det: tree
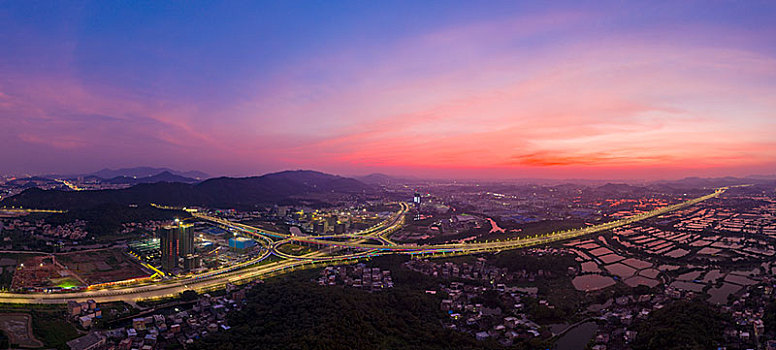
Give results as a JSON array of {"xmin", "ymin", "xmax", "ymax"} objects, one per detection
[
  {"xmin": 180, "ymin": 290, "xmax": 198, "ymax": 301},
  {"xmin": 632, "ymin": 300, "xmax": 724, "ymax": 350}
]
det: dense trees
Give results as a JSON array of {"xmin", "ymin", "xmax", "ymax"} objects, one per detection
[
  {"xmin": 765, "ymin": 300, "xmax": 776, "ymax": 336},
  {"xmin": 191, "ymin": 273, "xmax": 508, "ymax": 350},
  {"xmin": 632, "ymin": 300, "xmax": 725, "ymax": 350},
  {"xmin": 46, "ymin": 203, "xmax": 187, "ymax": 238},
  {"xmin": 488, "ymin": 250, "xmax": 576, "ymax": 275}
]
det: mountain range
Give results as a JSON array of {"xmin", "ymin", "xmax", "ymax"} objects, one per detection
[
  {"xmin": 2, "ymin": 170, "xmax": 375, "ymax": 209},
  {"xmin": 87, "ymin": 167, "xmax": 209, "ymax": 180},
  {"xmin": 102, "ymin": 171, "xmax": 200, "ymax": 185}
]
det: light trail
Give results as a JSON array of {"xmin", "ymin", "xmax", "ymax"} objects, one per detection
[{"xmin": 0, "ymin": 189, "xmax": 726, "ymax": 304}]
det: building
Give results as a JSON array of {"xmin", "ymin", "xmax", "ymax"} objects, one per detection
[
  {"xmin": 159, "ymin": 220, "xmax": 194, "ymax": 272},
  {"xmin": 66, "ymin": 332, "xmax": 106, "ymax": 350},
  {"xmin": 326, "ymin": 215, "xmax": 337, "ymax": 228},
  {"xmin": 68, "ymin": 300, "xmax": 82, "ymax": 316},
  {"xmin": 414, "ymin": 192, "xmax": 422, "ymax": 220},
  {"xmin": 314, "ymin": 221, "xmax": 326, "ymax": 234},
  {"xmin": 132, "ymin": 317, "xmax": 147, "ymax": 331},
  {"xmin": 183, "ymin": 254, "xmax": 201, "ymax": 271},
  {"xmin": 278, "ymin": 206, "xmax": 290, "ymax": 217},
  {"xmin": 228, "ymin": 237, "xmax": 256, "ymax": 251},
  {"xmin": 78, "ymin": 315, "xmax": 93, "ymax": 329}
]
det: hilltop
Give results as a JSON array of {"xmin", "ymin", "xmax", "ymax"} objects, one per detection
[{"xmin": 2, "ymin": 170, "xmax": 375, "ymax": 210}]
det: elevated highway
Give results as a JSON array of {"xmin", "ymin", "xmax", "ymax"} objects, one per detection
[{"xmin": 0, "ymin": 189, "xmax": 725, "ymax": 303}]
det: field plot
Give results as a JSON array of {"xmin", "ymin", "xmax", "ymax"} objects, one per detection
[
  {"xmin": 57, "ymin": 249, "xmax": 151, "ymax": 285},
  {"xmin": 0, "ymin": 313, "xmax": 44, "ymax": 348},
  {"xmin": 10, "ymin": 255, "xmax": 78, "ymax": 290}
]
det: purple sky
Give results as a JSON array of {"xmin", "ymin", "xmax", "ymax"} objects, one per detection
[{"xmin": 1, "ymin": 1, "xmax": 775, "ymax": 179}]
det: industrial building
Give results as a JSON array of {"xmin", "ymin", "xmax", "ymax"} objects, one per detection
[{"xmin": 228, "ymin": 236, "xmax": 257, "ymax": 251}]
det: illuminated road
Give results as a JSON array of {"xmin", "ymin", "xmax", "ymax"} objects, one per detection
[
  {"xmin": 0, "ymin": 189, "xmax": 725, "ymax": 304},
  {"xmin": 0, "ymin": 207, "xmax": 66, "ymax": 214},
  {"xmin": 259, "ymin": 188, "xmax": 725, "ymax": 260}
]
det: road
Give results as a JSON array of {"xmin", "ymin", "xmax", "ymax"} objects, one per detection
[{"xmin": 0, "ymin": 189, "xmax": 725, "ymax": 304}]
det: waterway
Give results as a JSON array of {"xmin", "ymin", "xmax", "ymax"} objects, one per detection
[
  {"xmin": 487, "ymin": 218, "xmax": 505, "ymax": 233},
  {"xmin": 555, "ymin": 321, "xmax": 598, "ymax": 350}
]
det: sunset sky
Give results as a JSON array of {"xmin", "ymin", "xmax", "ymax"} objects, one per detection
[{"xmin": 1, "ymin": 1, "xmax": 775, "ymax": 179}]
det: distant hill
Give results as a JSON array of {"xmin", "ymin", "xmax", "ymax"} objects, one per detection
[
  {"xmin": 2, "ymin": 170, "xmax": 375, "ymax": 209},
  {"xmin": 650, "ymin": 176, "xmax": 757, "ymax": 189},
  {"xmin": 104, "ymin": 171, "xmax": 200, "ymax": 185},
  {"xmin": 596, "ymin": 182, "xmax": 647, "ymax": 193},
  {"xmin": 89, "ymin": 167, "xmax": 209, "ymax": 180},
  {"xmin": 356, "ymin": 173, "xmax": 420, "ymax": 185},
  {"xmin": 746, "ymin": 174, "xmax": 776, "ymax": 180},
  {"xmin": 7, "ymin": 176, "xmax": 60, "ymax": 186}
]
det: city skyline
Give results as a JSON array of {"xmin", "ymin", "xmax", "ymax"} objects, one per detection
[{"xmin": 2, "ymin": 1, "xmax": 775, "ymax": 179}]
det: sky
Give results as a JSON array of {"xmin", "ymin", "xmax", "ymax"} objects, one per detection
[{"xmin": 1, "ymin": 1, "xmax": 775, "ymax": 180}]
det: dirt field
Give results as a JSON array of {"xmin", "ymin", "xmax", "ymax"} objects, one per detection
[
  {"xmin": 0, "ymin": 313, "xmax": 44, "ymax": 348},
  {"xmin": 10, "ymin": 255, "xmax": 70, "ymax": 290},
  {"xmin": 57, "ymin": 248, "xmax": 150, "ymax": 285}
]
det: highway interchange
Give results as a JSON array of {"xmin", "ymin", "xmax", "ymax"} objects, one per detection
[{"xmin": 0, "ymin": 188, "xmax": 727, "ymax": 304}]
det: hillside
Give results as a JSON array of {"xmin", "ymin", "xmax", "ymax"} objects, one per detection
[
  {"xmin": 90, "ymin": 167, "xmax": 209, "ymax": 179},
  {"xmin": 191, "ymin": 269, "xmax": 506, "ymax": 350},
  {"xmin": 103, "ymin": 171, "xmax": 200, "ymax": 185},
  {"xmin": 1, "ymin": 170, "xmax": 375, "ymax": 209}
]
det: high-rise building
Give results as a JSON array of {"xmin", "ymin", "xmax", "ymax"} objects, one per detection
[
  {"xmin": 179, "ymin": 224, "xmax": 194, "ymax": 258},
  {"xmin": 159, "ymin": 225, "xmax": 178, "ymax": 272},
  {"xmin": 326, "ymin": 215, "xmax": 337, "ymax": 228},
  {"xmin": 159, "ymin": 219, "xmax": 195, "ymax": 272},
  {"xmin": 413, "ymin": 192, "xmax": 422, "ymax": 220},
  {"xmin": 183, "ymin": 254, "xmax": 200, "ymax": 271},
  {"xmin": 314, "ymin": 221, "xmax": 326, "ymax": 234}
]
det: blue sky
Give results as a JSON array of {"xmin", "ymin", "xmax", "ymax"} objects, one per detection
[{"xmin": 1, "ymin": 1, "xmax": 775, "ymax": 179}]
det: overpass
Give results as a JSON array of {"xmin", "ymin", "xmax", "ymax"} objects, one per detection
[{"xmin": 0, "ymin": 189, "xmax": 725, "ymax": 303}]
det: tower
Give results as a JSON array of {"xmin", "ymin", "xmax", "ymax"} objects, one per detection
[
  {"xmin": 413, "ymin": 192, "xmax": 422, "ymax": 220},
  {"xmin": 160, "ymin": 219, "xmax": 195, "ymax": 272}
]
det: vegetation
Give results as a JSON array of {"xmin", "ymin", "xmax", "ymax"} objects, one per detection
[
  {"xmin": 488, "ymin": 250, "xmax": 576, "ymax": 275},
  {"xmin": 0, "ymin": 330, "xmax": 8, "ymax": 349},
  {"xmin": 46, "ymin": 203, "xmax": 188, "ymax": 238},
  {"xmin": 2, "ymin": 170, "xmax": 374, "ymax": 210},
  {"xmin": 0, "ymin": 268, "xmax": 14, "ymax": 291},
  {"xmin": 420, "ymin": 224, "xmax": 492, "ymax": 245},
  {"xmin": 191, "ymin": 271, "xmax": 509, "ymax": 350},
  {"xmin": 96, "ymin": 301, "xmax": 138, "ymax": 324},
  {"xmin": 0, "ymin": 228, "xmax": 54, "ymax": 252},
  {"xmin": 484, "ymin": 218, "xmax": 592, "ymax": 242},
  {"xmin": 277, "ymin": 243, "xmax": 316, "ymax": 256},
  {"xmin": 180, "ymin": 290, "xmax": 199, "ymax": 301},
  {"xmin": 31, "ymin": 309, "xmax": 80, "ymax": 350},
  {"xmin": 0, "ymin": 305, "xmax": 81, "ymax": 350},
  {"xmin": 765, "ymin": 300, "xmax": 776, "ymax": 337},
  {"xmin": 632, "ymin": 300, "xmax": 725, "ymax": 350}
]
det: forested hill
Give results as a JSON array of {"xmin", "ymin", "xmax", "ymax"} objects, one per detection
[
  {"xmin": 2, "ymin": 170, "xmax": 375, "ymax": 210},
  {"xmin": 191, "ymin": 272, "xmax": 509, "ymax": 350}
]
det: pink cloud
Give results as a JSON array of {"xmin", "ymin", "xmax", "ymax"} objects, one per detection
[
  {"xmin": 2, "ymin": 9, "xmax": 775, "ymax": 178},
  {"xmin": 232, "ymin": 22, "xmax": 776, "ymax": 177}
]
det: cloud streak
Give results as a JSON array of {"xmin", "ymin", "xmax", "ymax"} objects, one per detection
[{"xmin": 0, "ymin": 2, "xmax": 774, "ymax": 178}]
